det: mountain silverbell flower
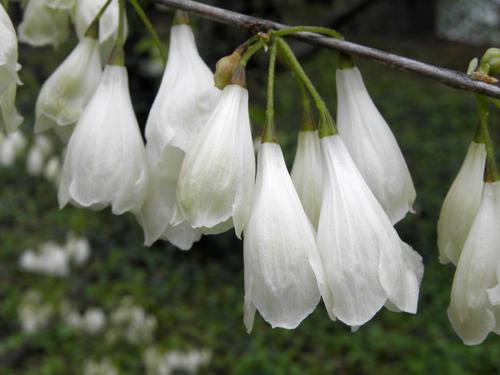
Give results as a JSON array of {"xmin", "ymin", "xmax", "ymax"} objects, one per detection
[
  {"xmin": 448, "ymin": 181, "xmax": 500, "ymax": 345},
  {"xmin": 58, "ymin": 64, "xmax": 148, "ymax": 215},
  {"xmin": 0, "ymin": 83, "xmax": 23, "ymax": 134},
  {"xmin": 291, "ymin": 92, "xmax": 322, "ymax": 230},
  {"xmin": 73, "ymin": 0, "xmax": 127, "ymax": 62},
  {"xmin": 18, "ymin": 0, "xmax": 70, "ymax": 48},
  {"xmin": 336, "ymin": 56, "xmax": 416, "ymax": 224},
  {"xmin": 34, "ymin": 36, "xmax": 102, "ymax": 142},
  {"xmin": 317, "ymin": 134, "xmax": 423, "ymax": 327},
  {"xmin": 176, "ymin": 67, "xmax": 255, "ymax": 237},
  {"xmin": 243, "ymin": 141, "xmax": 321, "ymax": 333},
  {"xmin": 437, "ymin": 141, "xmax": 486, "ymax": 265},
  {"xmin": 139, "ymin": 15, "xmax": 220, "ymax": 248},
  {"xmin": 0, "ymin": 3, "xmax": 20, "ymax": 98}
]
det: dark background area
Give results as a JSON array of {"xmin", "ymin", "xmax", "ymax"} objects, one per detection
[{"xmin": 1, "ymin": 0, "xmax": 500, "ymax": 374}]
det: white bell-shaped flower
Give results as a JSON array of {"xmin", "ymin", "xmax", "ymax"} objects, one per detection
[
  {"xmin": 448, "ymin": 181, "xmax": 500, "ymax": 345},
  {"xmin": 138, "ymin": 149, "xmax": 202, "ymax": 250},
  {"xmin": 291, "ymin": 130, "xmax": 322, "ymax": 230},
  {"xmin": 35, "ymin": 37, "xmax": 102, "ymax": 142},
  {"xmin": 58, "ymin": 65, "xmax": 148, "ymax": 215},
  {"xmin": 73, "ymin": 0, "xmax": 126, "ymax": 62},
  {"xmin": 438, "ymin": 141, "xmax": 486, "ymax": 265},
  {"xmin": 138, "ymin": 22, "xmax": 220, "ymax": 248},
  {"xmin": 145, "ymin": 23, "xmax": 220, "ymax": 166},
  {"xmin": 317, "ymin": 135, "xmax": 423, "ymax": 327},
  {"xmin": 18, "ymin": 0, "xmax": 70, "ymax": 48},
  {"xmin": 243, "ymin": 142, "xmax": 321, "ymax": 332},
  {"xmin": 176, "ymin": 80, "xmax": 255, "ymax": 237},
  {"xmin": 336, "ymin": 66, "xmax": 416, "ymax": 224},
  {"xmin": 0, "ymin": 3, "xmax": 20, "ymax": 97},
  {"xmin": 0, "ymin": 83, "xmax": 23, "ymax": 134}
]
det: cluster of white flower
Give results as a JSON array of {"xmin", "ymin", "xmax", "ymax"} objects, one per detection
[
  {"xmin": 3, "ymin": 0, "xmax": 500, "ymax": 346},
  {"xmin": 144, "ymin": 347, "xmax": 212, "ymax": 375},
  {"xmin": 2, "ymin": 1, "xmax": 425, "ymax": 333},
  {"xmin": 19, "ymin": 234, "xmax": 90, "ymax": 277},
  {"xmin": 18, "ymin": 289, "xmax": 54, "ymax": 333},
  {"xmin": 106, "ymin": 297, "xmax": 158, "ymax": 345},
  {"xmin": 0, "ymin": 130, "xmax": 26, "ymax": 166},
  {"xmin": 60, "ymin": 302, "xmax": 107, "ymax": 335}
]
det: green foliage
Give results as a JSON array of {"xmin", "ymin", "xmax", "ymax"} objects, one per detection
[{"xmin": 2, "ymin": 37, "xmax": 500, "ymax": 374}]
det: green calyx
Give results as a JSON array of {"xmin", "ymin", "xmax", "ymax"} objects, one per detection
[
  {"xmin": 318, "ymin": 106, "xmax": 336, "ymax": 138},
  {"xmin": 83, "ymin": 0, "xmax": 114, "ymax": 39},
  {"xmin": 173, "ymin": 10, "xmax": 189, "ymax": 25},
  {"xmin": 214, "ymin": 51, "xmax": 242, "ymax": 90},
  {"xmin": 476, "ymin": 95, "xmax": 499, "ymax": 182},
  {"xmin": 337, "ymin": 53, "xmax": 355, "ymax": 70},
  {"xmin": 230, "ymin": 66, "xmax": 246, "ymax": 88}
]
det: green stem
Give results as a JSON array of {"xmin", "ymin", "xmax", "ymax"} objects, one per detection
[
  {"xmin": 240, "ymin": 39, "xmax": 266, "ymax": 67},
  {"xmin": 262, "ymin": 40, "xmax": 278, "ymax": 143},
  {"xmin": 476, "ymin": 95, "xmax": 499, "ymax": 182},
  {"xmin": 109, "ymin": 0, "xmax": 126, "ymax": 66},
  {"xmin": 84, "ymin": 0, "xmax": 113, "ymax": 38},
  {"xmin": 2, "ymin": 0, "xmax": 9, "ymax": 10},
  {"xmin": 298, "ymin": 80, "xmax": 316, "ymax": 131},
  {"xmin": 274, "ymin": 26, "xmax": 343, "ymax": 40},
  {"xmin": 276, "ymin": 37, "xmax": 336, "ymax": 136},
  {"xmin": 129, "ymin": 0, "xmax": 167, "ymax": 65}
]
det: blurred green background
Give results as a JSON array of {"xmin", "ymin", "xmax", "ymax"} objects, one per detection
[{"xmin": 1, "ymin": 0, "xmax": 500, "ymax": 374}]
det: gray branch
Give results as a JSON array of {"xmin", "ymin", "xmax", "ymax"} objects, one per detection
[{"xmin": 154, "ymin": 0, "xmax": 500, "ymax": 99}]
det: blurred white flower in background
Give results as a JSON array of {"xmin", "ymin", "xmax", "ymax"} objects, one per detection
[
  {"xmin": 18, "ymin": 234, "xmax": 91, "ymax": 276},
  {"xmin": 144, "ymin": 347, "xmax": 212, "ymax": 375},
  {"xmin": 83, "ymin": 358, "xmax": 119, "ymax": 375},
  {"xmin": 18, "ymin": 290, "xmax": 54, "ymax": 333},
  {"xmin": 107, "ymin": 297, "xmax": 157, "ymax": 345},
  {"xmin": 0, "ymin": 130, "xmax": 27, "ymax": 167}
]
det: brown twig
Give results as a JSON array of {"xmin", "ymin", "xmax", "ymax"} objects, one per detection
[{"xmin": 154, "ymin": 0, "xmax": 500, "ymax": 99}]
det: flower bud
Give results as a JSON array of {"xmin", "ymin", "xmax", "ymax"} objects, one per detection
[
  {"xmin": 214, "ymin": 51, "xmax": 241, "ymax": 90},
  {"xmin": 481, "ymin": 47, "xmax": 500, "ymax": 75}
]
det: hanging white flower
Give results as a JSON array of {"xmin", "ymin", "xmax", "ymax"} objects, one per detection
[
  {"xmin": 438, "ymin": 141, "xmax": 486, "ymax": 265},
  {"xmin": 176, "ymin": 77, "xmax": 255, "ymax": 237},
  {"xmin": 0, "ymin": 84, "xmax": 23, "ymax": 133},
  {"xmin": 138, "ymin": 150, "xmax": 202, "ymax": 249},
  {"xmin": 448, "ymin": 181, "xmax": 500, "ymax": 345},
  {"xmin": 290, "ymin": 130, "xmax": 323, "ymax": 230},
  {"xmin": 58, "ymin": 65, "xmax": 148, "ymax": 215},
  {"xmin": 316, "ymin": 134, "xmax": 423, "ymax": 327},
  {"xmin": 138, "ymin": 22, "xmax": 219, "ymax": 248},
  {"xmin": 243, "ymin": 142, "xmax": 321, "ymax": 332},
  {"xmin": 73, "ymin": 0, "xmax": 127, "ymax": 62},
  {"xmin": 18, "ymin": 0, "xmax": 70, "ymax": 48},
  {"xmin": 35, "ymin": 37, "xmax": 102, "ymax": 142},
  {"xmin": 336, "ymin": 66, "xmax": 416, "ymax": 224},
  {"xmin": 0, "ymin": 3, "xmax": 20, "ymax": 98}
]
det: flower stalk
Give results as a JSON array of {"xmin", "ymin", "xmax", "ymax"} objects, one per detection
[
  {"xmin": 84, "ymin": 0, "xmax": 114, "ymax": 38},
  {"xmin": 262, "ymin": 40, "xmax": 277, "ymax": 143},
  {"xmin": 129, "ymin": 0, "xmax": 167, "ymax": 65},
  {"xmin": 476, "ymin": 95, "xmax": 499, "ymax": 182},
  {"xmin": 276, "ymin": 37, "xmax": 336, "ymax": 136}
]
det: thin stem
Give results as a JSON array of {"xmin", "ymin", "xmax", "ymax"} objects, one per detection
[
  {"xmin": 276, "ymin": 37, "xmax": 336, "ymax": 136},
  {"xmin": 262, "ymin": 40, "xmax": 278, "ymax": 143},
  {"xmin": 109, "ymin": 0, "xmax": 126, "ymax": 65},
  {"xmin": 274, "ymin": 26, "xmax": 343, "ymax": 40},
  {"xmin": 129, "ymin": 0, "xmax": 167, "ymax": 65},
  {"xmin": 240, "ymin": 39, "xmax": 266, "ymax": 67},
  {"xmin": 84, "ymin": 0, "xmax": 113, "ymax": 38},
  {"xmin": 297, "ymin": 80, "xmax": 315, "ymax": 131},
  {"xmin": 2, "ymin": 0, "xmax": 9, "ymax": 10},
  {"xmin": 476, "ymin": 95, "xmax": 499, "ymax": 182}
]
